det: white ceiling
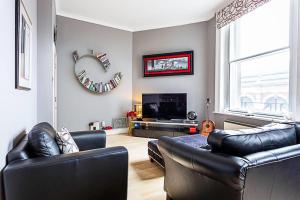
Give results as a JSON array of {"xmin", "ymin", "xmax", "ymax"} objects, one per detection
[{"xmin": 55, "ymin": 0, "xmax": 230, "ymax": 32}]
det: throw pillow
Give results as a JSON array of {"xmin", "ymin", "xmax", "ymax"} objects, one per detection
[{"xmin": 56, "ymin": 128, "xmax": 79, "ymax": 154}]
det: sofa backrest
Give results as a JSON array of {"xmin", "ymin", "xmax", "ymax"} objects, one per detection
[
  {"xmin": 31, "ymin": 122, "xmax": 57, "ymax": 138},
  {"xmin": 7, "ymin": 122, "xmax": 60, "ymax": 163},
  {"xmin": 208, "ymin": 123, "xmax": 297, "ymax": 157},
  {"xmin": 28, "ymin": 122, "xmax": 60, "ymax": 157}
]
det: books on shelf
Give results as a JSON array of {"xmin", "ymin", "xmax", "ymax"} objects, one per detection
[
  {"xmin": 75, "ymin": 69, "xmax": 123, "ymax": 94},
  {"xmin": 96, "ymin": 53, "xmax": 111, "ymax": 71}
]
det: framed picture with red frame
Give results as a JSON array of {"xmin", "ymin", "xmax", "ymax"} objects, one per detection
[{"xmin": 143, "ymin": 51, "xmax": 194, "ymax": 77}]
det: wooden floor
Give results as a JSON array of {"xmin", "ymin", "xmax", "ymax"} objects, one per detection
[{"xmin": 107, "ymin": 134, "xmax": 166, "ymax": 200}]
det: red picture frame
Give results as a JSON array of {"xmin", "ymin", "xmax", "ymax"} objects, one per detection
[{"xmin": 143, "ymin": 51, "xmax": 194, "ymax": 77}]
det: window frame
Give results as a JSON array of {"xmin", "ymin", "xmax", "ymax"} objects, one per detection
[
  {"xmin": 228, "ymin": 47, "xmax": 291, "ymax": 116},
  {"xmin": 216, "ymin": 0, "xmax": 298, "ymax": 120}
]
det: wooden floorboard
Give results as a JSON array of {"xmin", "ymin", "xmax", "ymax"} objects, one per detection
[{"xmin": 107, "ymin": 134, "xmax": 166, "ymax": 200}]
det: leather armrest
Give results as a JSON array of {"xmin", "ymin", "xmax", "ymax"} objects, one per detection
[
  {"xmin": 3, "ymin": 146, "xmax": 128, "ymax": 200},
  {"xmin": 244, "ymin": 144, "xmax": 300, "ymax": 167},
  {"xmin": 6, "ymin": 136, "xmax": 30, "ymax": 163},
  {"xmin": 70, "ymin": 130, "xmax": 106, "ymax": 150},
  {"xmin": 158, "ymin": 136, "xmax": 249, "ymax": 190},
  {"xmin": 241, "ymin": 144, "xmax": 300, "ymax": 200}
]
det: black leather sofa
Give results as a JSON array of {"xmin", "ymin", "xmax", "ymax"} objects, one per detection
[
  {"xmin": 3, "ymin": 122, "xmax": 128, "ymax": 200},
  {"xmin": 158, "ymin": 123, "xmax": 300, "ymax": 200}
]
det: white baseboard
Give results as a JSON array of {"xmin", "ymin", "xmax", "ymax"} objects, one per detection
[{"xmin": 105, "ymin": 128, "xmax": 129, "ymax": 135}]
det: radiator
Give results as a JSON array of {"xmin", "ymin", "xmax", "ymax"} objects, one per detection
[{"xmin": 224, "ymin": 120, "xmax": 257, "ymax": 130}]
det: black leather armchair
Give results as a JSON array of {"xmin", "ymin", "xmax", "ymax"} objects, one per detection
[
  {"xmin": 3, "ymin": 123, "xmax": 128, "ymax": 200},
  {"xmin": 159, "ymin": 123, "xmax": 300, "ymax": 200}
]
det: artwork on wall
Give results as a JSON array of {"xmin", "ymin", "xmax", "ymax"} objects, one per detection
[
  {"xmin": 143, "ymin": 51, "xmax": 194, "ymax": 77},
  {"xmin": 112, "ymin": 117, "xmax": 128, "ymax": 129},
  {"xmin": 15, "ymin": 0, "xmax": 32, "ymax": 90},
  {"xmin": 73, "ymin": 50, "xmax": 123, "ymax": 94}
]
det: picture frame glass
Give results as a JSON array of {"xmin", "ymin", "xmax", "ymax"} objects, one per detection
[
  {"xmin": 143, "ymin": 51, "xmax": 193, "ymax": 77},
  {"xmin": 147, "ymin": 56, "xmax": 189, "ymax": 72},
  {"xmin": 16, "ymin": 0, "xmax": 32, "ymax": 90}
]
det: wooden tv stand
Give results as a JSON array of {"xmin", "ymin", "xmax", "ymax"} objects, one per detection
[{"xmin": 130, "ymin": 120, "xmax": 199, "ymax": 139}]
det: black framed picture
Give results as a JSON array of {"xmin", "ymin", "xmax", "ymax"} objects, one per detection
[
  {"xmin": 15, "ymin": 0, "xmax": 32, "ymax": 90},
  {"xmin": 143, "ymin": 51, "xmax": 194, "ymax": 77}
]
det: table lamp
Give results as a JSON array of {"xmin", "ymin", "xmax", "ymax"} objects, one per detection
[{"xmin": 134, "ymin": 104, "xmax": 142, "ymax": 119}]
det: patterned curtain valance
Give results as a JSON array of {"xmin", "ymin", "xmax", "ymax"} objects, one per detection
[{"xmin": 216, "ymin": 0, "xmax": 271, "ymax": 29}]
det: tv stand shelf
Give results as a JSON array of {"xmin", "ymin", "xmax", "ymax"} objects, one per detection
[{"xmin": 130, "ymin": 120, "xmax": 199, "ymax": 139}]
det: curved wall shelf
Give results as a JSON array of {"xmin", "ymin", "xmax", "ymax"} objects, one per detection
[{"xmin": 73, "ymin": 50, "xmax": 122, "ymax": 94}]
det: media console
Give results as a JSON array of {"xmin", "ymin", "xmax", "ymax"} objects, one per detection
[{"xmin": 131, "ymin": 120, "xmax": 199, "ymax": 139}]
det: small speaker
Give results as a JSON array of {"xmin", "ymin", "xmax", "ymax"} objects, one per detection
[{"xmin": 187, "ymin": 111, "xmax": 197, "ymax": 121}]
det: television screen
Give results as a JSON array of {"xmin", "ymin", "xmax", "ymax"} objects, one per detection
[{"xmin": 142, "ymin": 93, "xmax": 187, "ymax": 120}]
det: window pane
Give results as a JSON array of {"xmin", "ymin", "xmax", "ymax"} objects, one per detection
[
  {"xmin": 230, "ymin": 0, "xmax": 290, "ymax": 61},
  {"xmin": 229, "ymin": 50, "xmax": 289, "ymax": 115}
]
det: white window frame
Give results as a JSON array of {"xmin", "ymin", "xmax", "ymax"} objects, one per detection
[{"xmin": 215, "ymin": 0, "xmax": 299, "ymax": 120}]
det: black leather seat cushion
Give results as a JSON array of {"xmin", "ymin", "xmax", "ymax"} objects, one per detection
[
  {"xmin": 208, "ymin": 123, "xmax": 297, "ymax": 156},
  {"xmin": 28, "ymin": 122, "xmax": 60, "ymax": 157}
]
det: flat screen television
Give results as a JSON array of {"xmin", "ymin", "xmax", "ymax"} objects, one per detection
[{"xmin": 142, "ymin": 93, "xmax": 187, "ymax": 120}]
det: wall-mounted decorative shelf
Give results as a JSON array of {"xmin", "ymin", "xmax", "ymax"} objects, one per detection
[{"xmin": 73, "ymin": 50, "xmax": 123, "ymax": 94}]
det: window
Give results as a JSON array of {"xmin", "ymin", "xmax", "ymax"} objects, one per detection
[
  {"xmin": 240, "ymin": 96, "xmax": 254, "ymax": 110},
  {"xmin": 264, "ymin": 96, "xmax": 288, "ymax": 113},
  {"xmin": 228, "ymin": 0, "xmax": 291, "ymax": 116}
]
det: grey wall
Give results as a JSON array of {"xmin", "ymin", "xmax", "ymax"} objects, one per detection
[
  {"xmin": 0, "ymin": 0, "xmax": 37, "ymax": 198},
  {"xmin": 56, "ymin": 16, "xmax": 133, "ymax": 131},
  {"xmin": 56, "ymin": 15, "xmax": 271, "ymax": 131},
  {"xmin": 37, "ymin": 0, "xmax": 56, "ymax": 125},
  {"xmin": 132, "ymin": 22, "xmax": 210, "ymax": 122}
]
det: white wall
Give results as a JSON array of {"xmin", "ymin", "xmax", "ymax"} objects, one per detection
[
  {"xmin": 132, "ymin": 22, "xmax": 210, "ymax": 122},
  {"xmin": 37, "ymin": 0, "xmax": 56, "ymax": 125},
  {"xmin": 56, "ymin": 16, "xmax": 133, "ymax": 131},
  {"xmin": 0, "ymin": 1, "xmax": 57, "ymax": 198},
  {"xmin": 0, "ymin": 0, "xmax": 37, "ymax": 171}
]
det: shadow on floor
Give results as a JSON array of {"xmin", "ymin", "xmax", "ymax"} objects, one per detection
[{"xmin": 131, "ymin": 160, "xmax": 164, "ymax": 180}]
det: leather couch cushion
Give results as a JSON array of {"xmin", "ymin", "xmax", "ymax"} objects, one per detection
[
  {"xmin": 295, "ymin": 123, "xmax": 300, "ymax": 143},
  {"xmin": 208, "ymin": 123, "xmax": 297, "ymax": 156},
  {"xmin": 28, "ymin": 122, "xmax": 60, "ymax": 157},
  {"xmin": 32, "ymin": 122, "xmax": 57, "ymax": 138}
]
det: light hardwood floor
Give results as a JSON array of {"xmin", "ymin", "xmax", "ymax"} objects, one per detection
[{"xmin": 107, "ymin": 134, "xmax": 166, "ymax": 200}]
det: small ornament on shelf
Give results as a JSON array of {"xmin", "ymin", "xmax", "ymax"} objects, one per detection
[
  {"xmin": 89, "ymin": 121, "xmax": 100, "ymax": 131},
  {"xmin": 103, "ymin": 126, "xmax": 113, "ymax": 130}
]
